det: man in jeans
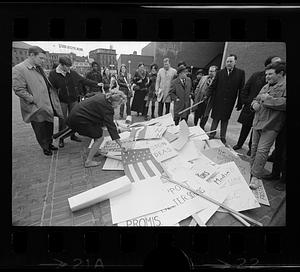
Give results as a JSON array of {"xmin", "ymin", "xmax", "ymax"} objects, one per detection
[
  {"xmin": 48, "ymin": 57, "xmax": 103, "ymax": 147},
  {"xmin": 155, "ymin": 58, "xmax": 177, "ymax": 116},
  {"xmin": 249, "ymin": 62, "xmax": 286, "ymax": 189}
]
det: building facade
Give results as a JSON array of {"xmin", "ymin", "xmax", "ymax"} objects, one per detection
[
  {"xmin": 141, "ymin": 42, "xmax": 224, "ymax": 77},
  {"xmin": 12, "ymin": 41, "xmax": 51, "ymax": 69},
  {"xmin": 117, "ymin": 53, "xmax": 154, "ymax": 76},
  {"xmin": 89, "ymin": 48, "xmax": 117, "ymax": 70}
]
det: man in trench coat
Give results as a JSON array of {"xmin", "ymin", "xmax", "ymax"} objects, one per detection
[
  {"xmin": 205, "ymin": 54, "xmax": 245, "ymax": 144},
  {"xmin": 169, "ymin": 64, "xmax": 192, "ymax": 125},
  {"xmin": 12, "ymin": 46, "xmax": 64, "ymax": 156}
]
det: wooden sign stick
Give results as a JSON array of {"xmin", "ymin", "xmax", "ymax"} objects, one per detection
[
  {"xmin": 161, "ymin": 166, "xmax": 263, "ymax": 227},
  {"xmin": 178, "ymin": 99, "xmax": 206, "ymax": 115}
]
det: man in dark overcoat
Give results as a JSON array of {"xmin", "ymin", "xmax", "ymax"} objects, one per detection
[
  {"xmin": 205, "ymin": 54, "xmax": 245, "ymax": 144},
  {"xmin": 169, "ymin": 64, "xmax": 192, "ymax": 125},
  {"xmin": 233, "ymin": 56, "xmax": 282, "ymax": 154}
]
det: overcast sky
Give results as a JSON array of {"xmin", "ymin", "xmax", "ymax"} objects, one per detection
[{"xmin": 27, "ymin": 41, "xmax": 151, "ymax": 58}]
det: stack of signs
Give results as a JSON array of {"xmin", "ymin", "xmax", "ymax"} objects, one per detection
[
  {"xmin": 130, "ymin": 125, "xmax": 167, "ymax": 140},
  {"xmin": 172, "ymin": 120, "xmax": 190, "ymax": 151}
]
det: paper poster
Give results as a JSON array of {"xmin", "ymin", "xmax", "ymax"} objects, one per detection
[
  {"xmin": 171, "ymin": 120, "xmax": 190, "ymax": 151},
  {"xmin": 207, "ymin": 162, "xmax": 260, "ymax": 212},
  {"xmin": 201, "ymin": 146, "xmax": 251, "ymax": 184},
  {"xmin": 110, "ymin": 176, "xmax": 174, "ymax": 224},
  {"xmin": 206, "ymin": 139, "xmax": 226, "ymax": 148},
  {"xmin": 189, "ymin": 126, "xmax": 209, "ymax": 140},
  {"xmin": 102, "ymin": 158, "xmax": 124, "ymax": 171},
  {"xmin": 135, "ymin": 125, "xmax": 167, "ymax": 140},
  {"xmin": 117, "ymin": 208, "xmax": 179, "ymax": 227},
  {"xmin": 146, "ymin": 138, "xmax": 178, "ymax": 162},
  {"xmin": 251, "ymin": 180, "xmax": 270, "ymax": 206},
  {"xmin": 163, "ymin": 131, "xmax": 178, "ymax": 143},
  {"xmin": 88, "ymin": 131, "xmax": 131, "ymax": 149},
  {"xmin": 146, "ymin": 113, "xmax": 175, "ymax": 127},
  {"xmin": 175, "ymin": 140, "xmax": 200, "ymax": 162}
]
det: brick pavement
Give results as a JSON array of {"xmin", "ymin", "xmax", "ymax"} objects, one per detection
[{"xmin": 12, "ymin": 93, "xmax": 285, "ymax": 226}]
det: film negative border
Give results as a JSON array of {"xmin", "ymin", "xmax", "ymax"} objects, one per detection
[{"xmin": 2, "ymin": 3, "xmax": 300, "ymax": 271}]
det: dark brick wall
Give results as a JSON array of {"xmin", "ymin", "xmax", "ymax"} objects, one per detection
[{"xmin": 223, "ymin": 42, "xmax": 286, "ymax": 81}]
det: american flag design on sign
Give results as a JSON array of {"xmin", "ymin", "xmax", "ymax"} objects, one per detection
[{"xmin": 122, "ymin": 148, "xmax": 164, "ymax": 183}]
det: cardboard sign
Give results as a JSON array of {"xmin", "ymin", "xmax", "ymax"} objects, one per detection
[
  {"xmin": 146, "ymin": 113, "xmax": 175, "ymax": 127},
  {"xmin": 163, "ymin": 130, "xmax": 178, "ymax": 143},
  {"xmin": 175, "ymin": 140, "xmax": 200, "ymax": 162},
  {"xmin": 171, "ymin": 120, "xmax": 190, "ymax": 151},
  {"xmin": 110, "ymin": 176, "xmax": 174, "ymax": 224},
  {"xmin": 117, "ymin": 208, "xmax": 179, "ymax": 227},
  {"xmin": 189, "ymin": 126, "xmax": 209, "ymax": 140},
  {"xmin": 102, "ymin": 158, "xmax": 124, "ymax": 171},
  {"xmin": 251, "ymin": 180, "xmax": 270, "ymax": 206},
  {"xmin": 201, "ymin": 146, "xmax": 251, "ymax": 184},
  {"xmin": 159, "ymin": 164, "xmax": 230, "ymax": 226},
  {"xmin": 208, "ymin": 162, "xmax": 260, "ymax": 212},
  {"xmin": 135, "ymin": 125, "xmax": 167, "ymax": 140},
  {"xmin": 88, "ymin": 131, "xmax": 131, "ymax": 149}
]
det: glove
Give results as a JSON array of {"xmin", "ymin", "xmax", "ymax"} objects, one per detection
[{"xmin": 236, "ymin": 104, "xmax": 243, "ymax": 111}]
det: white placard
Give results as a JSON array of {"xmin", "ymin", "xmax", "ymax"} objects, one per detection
[
  {"xmin": 102, "ymin": 158, "xmax": 124, "ymax": 171},
  {"xmin": 251, "ymin": 180, "xmax": 270, "ymax": 206},
  {"xmin": 110, "ymin": 176, "xmax": 174, "ymax": 224}
]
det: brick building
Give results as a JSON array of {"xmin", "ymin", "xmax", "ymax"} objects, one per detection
[
  {"xmin": 12, "ymin": 41, "xmax": 51, "ymax": 69},
  {"xmin": 141, "ymin": 42, "xmax": 224, "ymax": 77},
  {"xmin": 221, "ymin": 42, "xmax": 286, "ymax": 81},
  {"xmin": 89, "ymin": 47, "xmax": 117, "ymax": 70},
  {"xmin": 142, "ymin": 42, "xmax": 286, "ymax": 81},
  {"xmin": 117, "ymin": 52, "xmax": 154, "ymax": 76}
]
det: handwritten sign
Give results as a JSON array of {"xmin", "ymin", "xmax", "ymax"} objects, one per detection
[
  {"xmin": 209, "ymin": 162, "xmax": 260, "ymax": 212},
  {"xmin": 189, "ymin": 126, "xmax": 209, "ymax": 140},
  {"xmin": 135, "ymin": 125, "xmax": 167, "ymax": 140},
  {"xmin": 163, "ymin": 131, "xmax": 178, "ymax": 143},
  {"xmin": 110, "ymin": 176, "xmax": 174, "ymax": 224},
  {"xmin": 201, "ymin": 146, "xmax": 251, "ymax": 184},
  {"xmin": 117, "ymin": 208, "xmax": 180, "ymax": 227},
  {"xmin": 149, "ymin": 138, "xmax": 178, "ymax": 162},
  {"xmin": 251, "ymin": 180, "xmax": 270, "ymax": 206},
  {"xmin": 146, "ymin": 113, "xmax": 175, "ymax": 127}
]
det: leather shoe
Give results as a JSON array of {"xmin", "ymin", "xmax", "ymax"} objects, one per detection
[
  {"xmin": 70, "ymin": 135, "xmax": 82, "ymax": 142},
  {"xmin": 43, "ymin": 149, "xmax": 52, "ymax": 156},
  {"xmin": 49, "ymin": 144, "xmax": 58, "ymax": 151},
  {"xmin": 232, "ymin": 144, "xmax": 242, "ymax": 150},
  {"xmin": 59, "ymin": 139, "xmax": 64, "ymax": 148},
  {"xmin": 262, "ymin": 173, "xmax": 280, "ymax": 181},
  {"xmin": 220, "ymin": 138, "xmax": 226, "ymax": 145}
]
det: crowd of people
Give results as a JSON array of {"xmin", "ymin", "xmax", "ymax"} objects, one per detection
[{"xmin": 12, "ymin": 46, "xmax": 286, "ymax": 191}]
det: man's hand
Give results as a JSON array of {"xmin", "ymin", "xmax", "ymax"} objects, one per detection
[
  {"xmin": 260, "ymin": 93, "xmax": 270, "ymax": 101},
  {"xmin": 252, "ymin": 102, "xmax": 261, "ymax": 111}
]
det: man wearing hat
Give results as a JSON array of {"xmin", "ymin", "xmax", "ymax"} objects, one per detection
[
  {"xmin": 48, "ymin": 57, "xmax": 103, "ymax": 148},
  {"xmin": 169, "ymin": 64, "xmax": 192, "ymax": 125}
]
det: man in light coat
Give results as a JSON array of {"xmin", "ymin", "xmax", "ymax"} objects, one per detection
[
  {"xmin": 155, "ymin": 58, "xmax": 177, "ymax": 116},
  {"xmin": 193, "ymin": 65, "xmax": 218, "ymax": 128},
  {"xmin": 169, "ymin": 64, "xmax": 192, "ymax": 125},
  {"xmin": 12, "ymin": 46, "xmax": 63, "ymax": 156}
]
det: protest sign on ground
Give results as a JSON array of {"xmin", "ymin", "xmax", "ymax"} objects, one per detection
[
  {"xmin": 133, "ymin": 138, "xmax": 178, "ymax": 162},
  {"xmin": 110, "ymin": 176, "xmax": 174, "ymax": 224},
  {"xmin": 102, "ymin": 158, "xmax": 124, "ymax": 171},
  {"xmin": 172, "ymin": 120, "xmax": 190, "ymax": 151},
  {"xmin": 207, "ymin": 162, "xmax": 260, "ymax": 212},
  {"xmin": 251, "ymin": 180, "xmax": 270, "ymax": 206},
  {"xmin": 201, "ymin": 146, "xmax": 251, "ymax": 184}
]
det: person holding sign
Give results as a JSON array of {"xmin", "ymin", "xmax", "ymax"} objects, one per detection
[
  {"xmin": 169, "ymin": 64, "xmax": 192, "ymax": 125},
  {"xmin": 66, "ymin": 91, "xmax": 128, "ymax": 168}
]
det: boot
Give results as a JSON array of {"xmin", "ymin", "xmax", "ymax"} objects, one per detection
[
  {"xmin": 151, "ymin": 106, "xmax": 155, "ymax": 118},
  {"xmin": 143, "ymin": 106, "xmax": 149, "ymax": 120}
]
